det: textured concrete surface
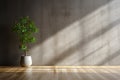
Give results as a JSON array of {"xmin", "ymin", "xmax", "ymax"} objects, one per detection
[{"xmin": 0, "ymin": 0, "xmax": 120, "ymax": 66}]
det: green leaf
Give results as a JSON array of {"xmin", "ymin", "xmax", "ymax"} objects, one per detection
[
  {"xmin": 19, "ymin": 44, "xmax": 27, "ymax": 51},
  {"xmin": 30, "ymin": 37, "xmax": 36, "ymax": 43},
  {"xmin": 12, "ymin": 16, "xmax": 39, "ymax": 51}
]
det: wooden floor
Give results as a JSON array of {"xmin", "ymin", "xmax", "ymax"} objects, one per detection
[{"xmin": 0, "ymin": 66, "xmax": 120, "ymax": 80}]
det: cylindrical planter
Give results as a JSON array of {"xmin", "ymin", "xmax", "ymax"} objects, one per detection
[{"xmin": 20, "ymin": 55, "xmax": 32, "ymax": 67}]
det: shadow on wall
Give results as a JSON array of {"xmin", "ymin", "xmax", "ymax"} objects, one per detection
[
  {"xmin": 0, "ymin": 25, "xmax": 21, "ymax": 66},
  {"xmin": 45, "ymin": 17, "xmax": 120, "ymax": 65},
  {"xmin": 0, "ymin": 0, "xmax": 112, "ymax": 66},
  {"xmin": 35, "ymin": 0, "xmax": 112, "ymax": 44},
  {"xmin": 29, "ymin": 0, "xmax": 113, "ymax": 65},
  {"xmin": 98, "ymin": 49, "xmax": 120, "ymax": 65}
]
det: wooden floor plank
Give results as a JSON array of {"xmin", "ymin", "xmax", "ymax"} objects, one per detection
[{"xmin": 0, "ymin": 66, "xmax": 120, "ymax": 80}]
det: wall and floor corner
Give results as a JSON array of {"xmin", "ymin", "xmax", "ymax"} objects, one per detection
[{"xmin": 0, "ymin": 0, "xmax": 120, "ymax": 66}]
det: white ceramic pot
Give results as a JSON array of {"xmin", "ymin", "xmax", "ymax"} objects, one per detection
[{"xmin": 20, "ymin": 55, "xmax": 32, "ymax": 67}]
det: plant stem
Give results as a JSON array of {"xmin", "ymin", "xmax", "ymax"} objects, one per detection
[
  {"xmin": 25, "ymin": 50, "xmax": 27, "ymax": 56},
  {"xmin": 25, "ymin": 44, "xmax": 28, "ymax": 56}
]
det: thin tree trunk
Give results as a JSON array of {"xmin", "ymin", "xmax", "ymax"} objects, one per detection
[{"xmin": 25, "ymin": 50, "xmax": 27, "ymax": 56}]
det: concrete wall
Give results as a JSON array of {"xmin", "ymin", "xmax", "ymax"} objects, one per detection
[{"xmin": 1, "ymin": 0, "xmax": 120, "ymax": 66}]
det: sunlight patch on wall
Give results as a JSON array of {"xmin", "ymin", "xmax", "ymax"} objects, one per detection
[{"xmin": 29, "ymin": 0, "xmax": 120, "ymax": 65}]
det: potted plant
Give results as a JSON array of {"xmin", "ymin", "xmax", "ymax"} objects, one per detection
[{"xmin": 12, "ymin": 16, "xmax": 38, "ymax": 67}]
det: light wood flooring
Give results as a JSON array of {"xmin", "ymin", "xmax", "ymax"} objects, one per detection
[{"xmin": 0, "ymin": 66, "xmax": 120, "ymax": 80}]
